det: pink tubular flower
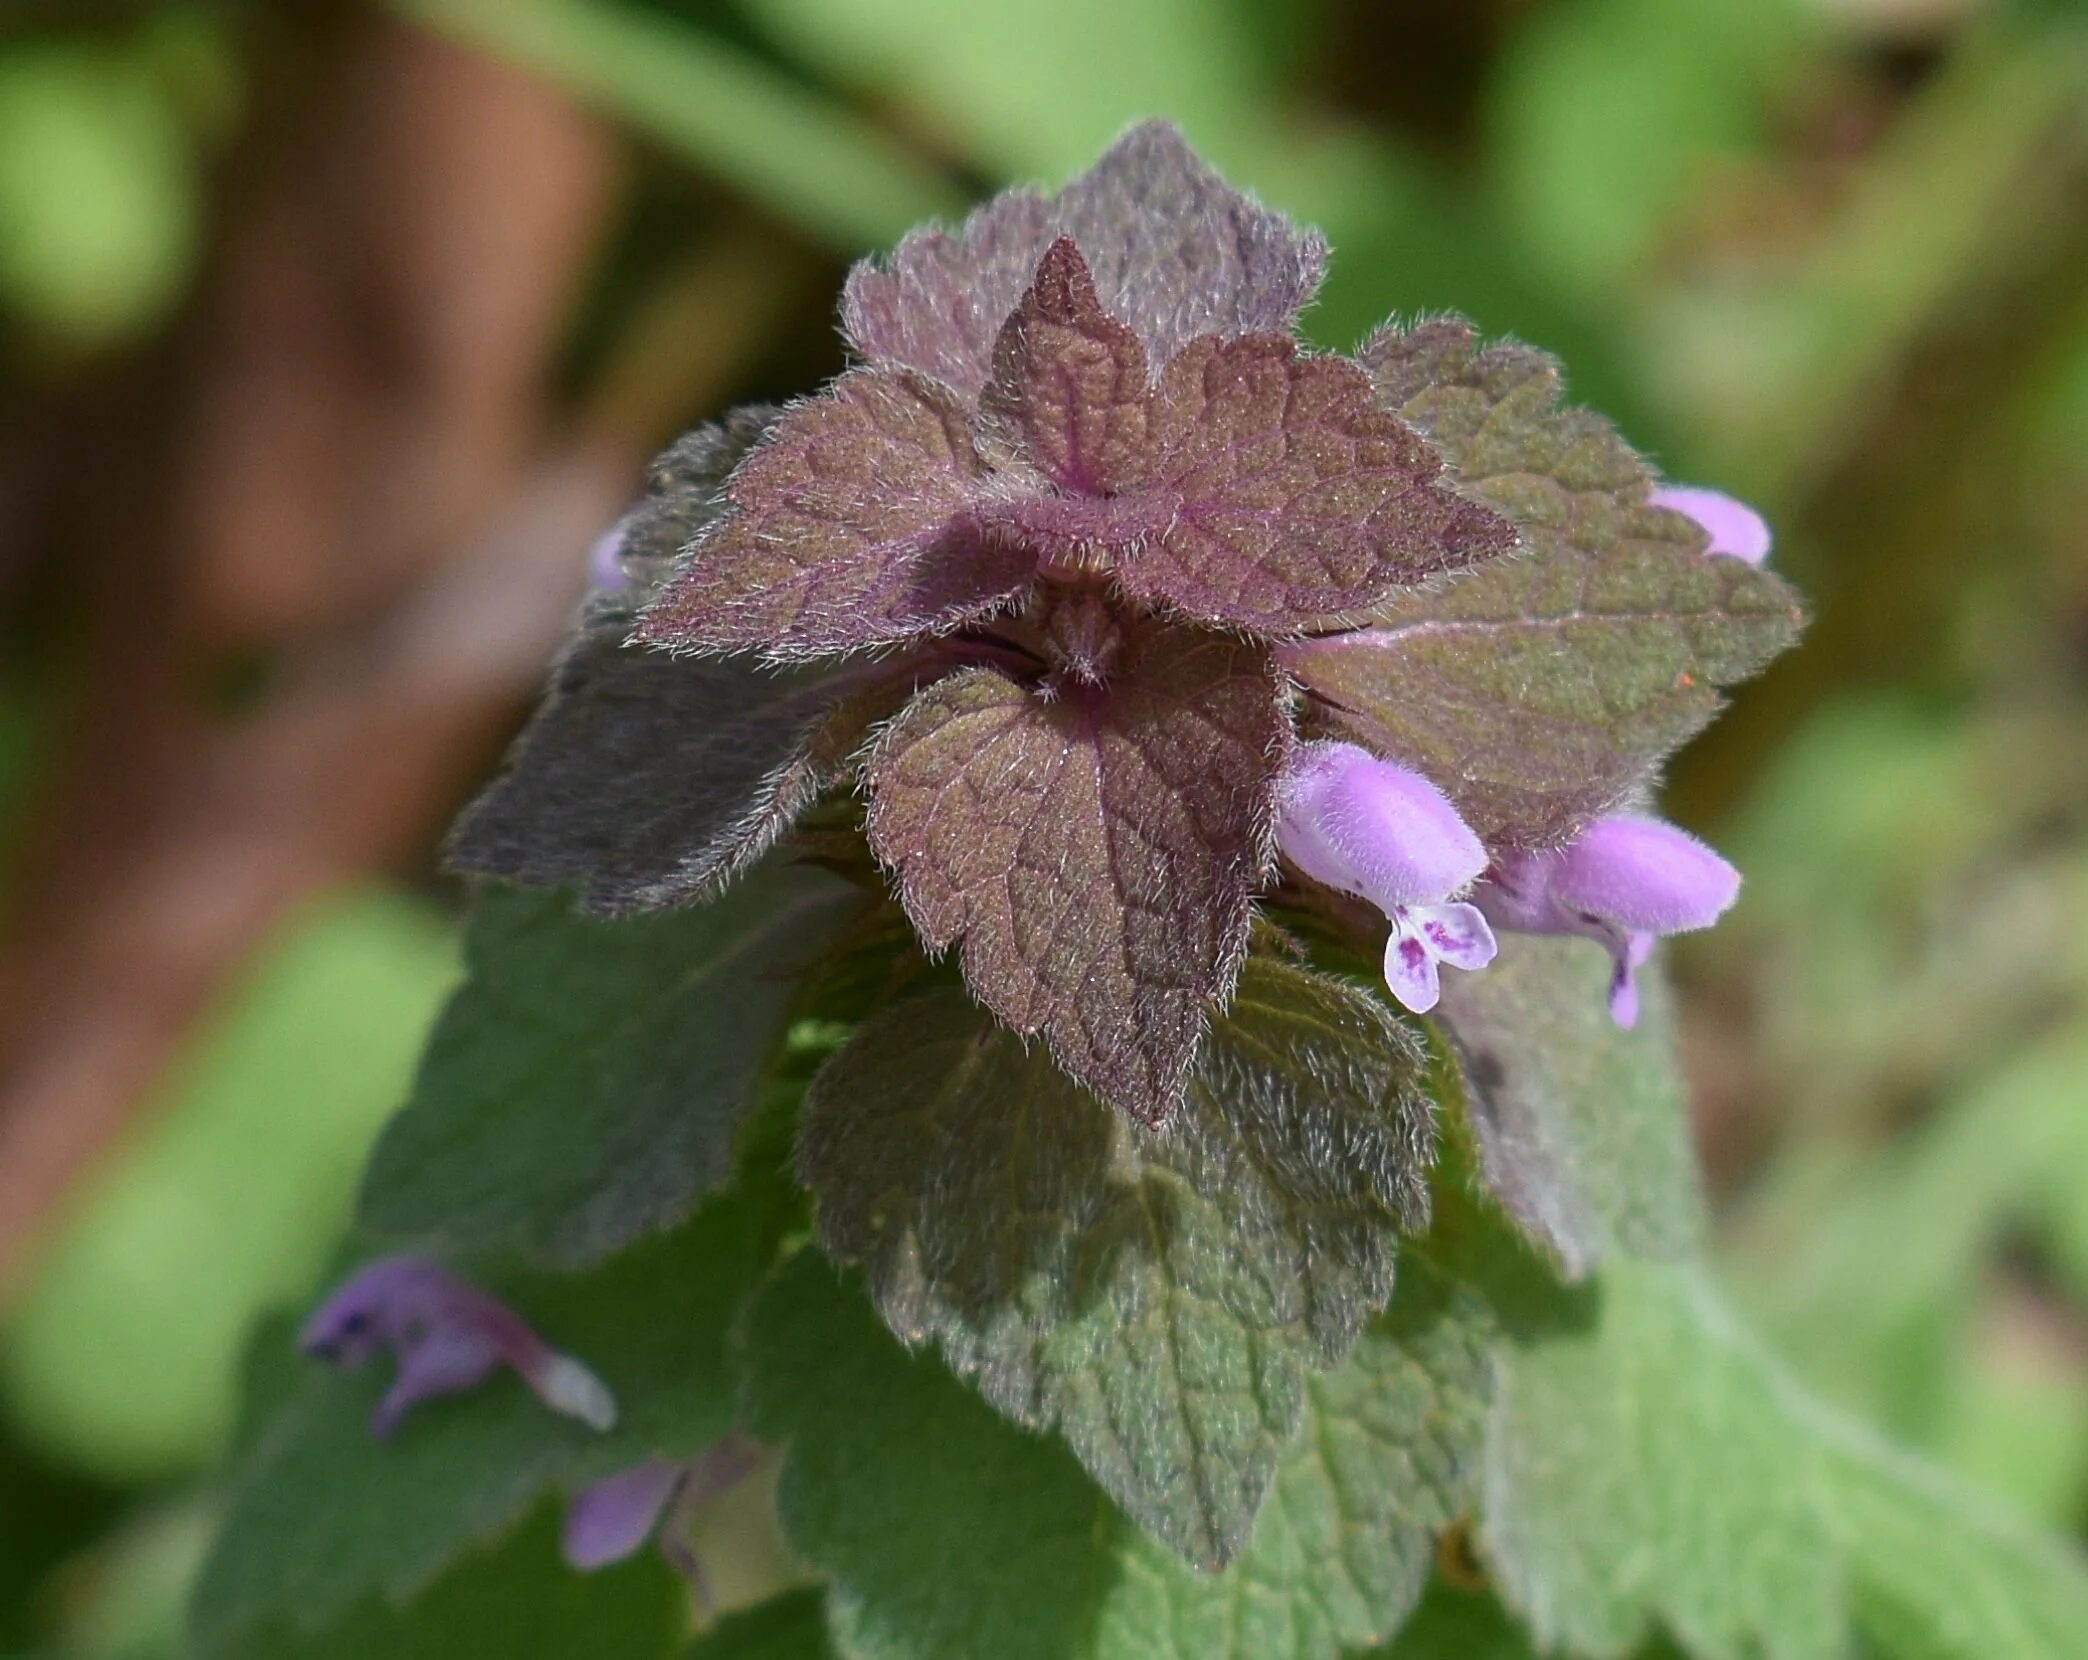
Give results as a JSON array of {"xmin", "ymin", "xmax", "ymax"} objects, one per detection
[
  {"xmin": 1474, "ymin": 815, "xmax": 1741, "ymax": 1027},
  {"xmin": 1277, "ymin": 741, "xmax": 1497, "ymax": 1013},
  {"xmin": 1649, "ymin": 485, "xmax": 1772, "ymax": 566},
  {"xmin": 300, "ymin": 1257, "xmax": 617, "ymax": 1438}
]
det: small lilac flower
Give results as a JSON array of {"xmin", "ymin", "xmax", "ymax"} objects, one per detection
[
  {"xmin": 300, "ymin": 1257, "xmax": 617, "ymax": 1438},
  {"xmin": 1475, "ymin": 814, "xmax": 1741, "ymax": 1027},
  {"xmin": 1649, "ymin": 485, "xmax": 1772, "ymax": 566},
  {"xmin": 1276, "ymin": 740, "xmax": 1497, "ymax": 1013}
]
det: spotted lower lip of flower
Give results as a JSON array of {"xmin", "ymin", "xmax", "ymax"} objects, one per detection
[
  {"xmin": 1475, "ymin": 814, "xmax": 1740, "ymax": 1027},
  {"xmin": 299, "ymin": 1256, "xmax": 617, "ymax": 1439},
  {"xmin": 1277, "ymin": 740, "xmax": 1498, "ymax": 1012},
  {"xmin": 1649, "ymin": 485, "xmax": 1771, "ymax": 566}
]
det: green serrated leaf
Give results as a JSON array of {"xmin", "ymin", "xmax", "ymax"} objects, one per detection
[
  {"xmin": 799, "ymin": 956, "xmax": 1434, "ymax": 1567},
  {"xmin": 1475, "ymin": 1255, "xmax": 2088, "ymax": 1660},
  {"xmin": 191, "ymin": 1197, "xmax": 759, "ymax": 1654},
  {"xmin": 217, "ymin": 1505, "xmax": 685, "ymax": 1660},
  {"xmin": 744, "ymin": 1248, "xmax": 1491, "ymax": 1660},
  {"xmin": 1816, "ymin": 1429, "xmax": 2088, "ymax": 1660},
  {"xmin": 686, "ymin": 1588, "xmax": 837, "ymax": 1659},
  {"xmin": 1285, "ymin": 317, "xmax": 1802, "ymax": 850},
  {"xmin": 358, "ymin": 862, "xmax": 855, "ymax": 1265},
  {"xmin": 1432, "ymin": 936, "xmax": 1703, "ymax": 1279},
  {"xmin": 1480, "ymin": 1261, "xmax": 1844, "ymax": 1660}
]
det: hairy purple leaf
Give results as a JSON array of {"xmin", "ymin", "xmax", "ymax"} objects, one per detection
[
  {"xmin": 864, "ymin": 626, "xmax": 1285, "ymax": 1125},
  {"xmin": 1286, "ymin": 318, "xmax": 1804, "ymax": 848},
  {"xmin": 610, "ymin": 406, "xmax": 780, "ymax": 593},
  {"xmin": 448, "ymin": 636, "xmax": 889, "ymax": 913},
  {"xmin": 1122, "ymin": 333, "xmax": 1518, "ymax": 633},
  {"xmin": 638, "ymin": 369, "xmax": 1031, "ymax": 658},
  {"xmin": 797, "ymin": 957, "xmax": 1436, "ymax": 1568},
  {"xmin": 980, "ymin": 237, "xmax": 1151, "ymax": 495},
  {"xmin": 843, "ymin": 120, "xmax": 1325, "ymax": 402}
]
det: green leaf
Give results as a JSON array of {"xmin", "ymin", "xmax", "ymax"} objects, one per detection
[
  {"xmin": 358, "ymin": 862, "xmax": 855, "ymax": 1265},
  {"xmin": 799, "ymin": 956, "xmax": 1434, "ymax": 1567},
  {"xmin": 1284, "ymin": 318, "xmax": 1802, "ymax": 850},
  {"xmin": 1816, "ymin": 1431, "xmax": 2088, "ymax": 1660},
  {"xmin": 1432, "ymin": 936, "xmax": 1703, "ymax": 1278},
  {"xmin": 191, "ymin": 1196, "xmax": 759, "ymax": 1653},
  {"xmin": 1476, "ymin": 1257, "xmax": 2088, "ymax": 1660},
  {"xmin": 216, "ymin": 1505, "xmax": 685, "ymax": 1660},
  {"xmin": 392, "ymin": 0, "xmax": 963, "ymax": 250},
  {"xmin": 745, "ymin": 1248, "xmax": 1493, "ymax": 1660},
  {"xmin": 1480, "ymin": 1261, "xmax": 1844, "ymax": 1660},
  {"xmin": 686, "ymin": 1589, "xmax": 837, "ymax": 1659}
]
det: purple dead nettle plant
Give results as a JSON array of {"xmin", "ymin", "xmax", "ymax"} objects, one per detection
[
  {"xmin": 445, "ymin": 121, "xmax": 1801, "ymax": 1131},
  {"xmin": 277, "ymin": 119, "xmax": 1806, "ymax": 1609}
]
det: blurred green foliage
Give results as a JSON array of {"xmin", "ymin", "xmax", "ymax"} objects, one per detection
[{"xmin": 1, "ymin": 0, "xmax": 2083, "ymax": 1653}]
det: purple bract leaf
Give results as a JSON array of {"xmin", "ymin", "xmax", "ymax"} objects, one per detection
[
  {"xmin": 1121, "ymin": 333, "xmax": 1517, "ymax": 632},
  {"xmin": 1284, "ymin": 317, "xmax": 1804, "ymax": 848},
  {"xmin": 638, "ymin": 370, "xmax": 1032, "ymax": 658},
  {"xmin": 864, "ymin": 626, "xmax": 1285, "ymax": 1125},
  {"xmin": 980, "ymin": 237, "xmax": 1152, "ymax": 495},
  {"xmin": 843, "ymin": 120, "xmax": 1325, "ymax": 402}
]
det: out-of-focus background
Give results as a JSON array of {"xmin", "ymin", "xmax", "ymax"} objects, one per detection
[{"xmin": 0, "ymin": 0, "xmax": 2082, "ymax": 1651}]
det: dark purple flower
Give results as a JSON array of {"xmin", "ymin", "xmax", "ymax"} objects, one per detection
[
  {"xmin": 300, "ymin": 1257, "xmax": 616, "ymax": 1438},
  {"xmin": 1649, "ymin": 485, "xmax": 1771, "ymax": 566},
  {"xmin": 1277, "ymin": 741, "xmax": 1497, "ymax": 1013},
  {"xmin": 1475, "ymin": 815, "xmax": 1740, "ymax": 1026}
]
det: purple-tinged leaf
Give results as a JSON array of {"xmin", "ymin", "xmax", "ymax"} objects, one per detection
[
  {"xmin": 842, "ymin": 120, "xmax": 1325, "ymax": 402},
  {"xmin": 797, "ymin": 957, "xmax": 1437, "ymax": 1568},
  {"xmin": 980, "ymin": 238, "xmax": 1151, "ymax": 495},
  {"xmin": 1054, "ymin": 120, "xmax": 1328, "ymax": 375},
  {"xmin": 1118, "ymin": 334, "xmax": 1516, "ymax": 633},
  {"xmin": 448, "ymin": 633, "xmax": 897, "ymax": 914},
  {"xmin": 637, "ymin": 370, "xmax": 1031, "ymax": 658},
  {"xmin": 864, "ymin": 626, "xmax": 1285, "ymax": 1125},
  {"xmin": 451, "ymin": 408, "xmax": 910, "ymax": 911},
  {"xmin": 1285, "ymin": 318, "xmax": 1804, "ymax": 848},
  {"xmin": 843, "ymin": 188, "xmax": 1060, "ymax": 405},
  {"xmin": 611, "ymin": 406, "xmax": 781, "ymax": 594}
]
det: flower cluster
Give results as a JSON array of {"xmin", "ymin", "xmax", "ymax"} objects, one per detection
[
  {"xmin": 449, "ymin": 121, "xmax": 1802, "ymax": 1126},
  {"xmin": 1275, "ymin": 486, "xmax": 1760, "ymax": 1023}
]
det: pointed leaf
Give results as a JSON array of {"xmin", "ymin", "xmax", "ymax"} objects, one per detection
[
  {"xmin": 1120, "ymin": 334, "xmax": 1516, "ymax": 634},
  {"xmin": 449, "ymin": 639, "xmax": 885, "ymax": 913},
  {"xmin": 843, "ymin": 120, "xmax": 1325, "ymax": 403},
  {"xmin": 638, "ymin": 369, "xmax": 1029, "ymax": 658},
  {"xmin": 799, "ymin": 956, "xmax": 1436, "ymax": 1566},
  {"xmin": 1285, "ymin": 317, "xmax": 1803, "ymax": 847},
  {"xmin": 864, "ymin": 627, "xmax": 1284, "ymax": 1124},
  {"xmin": 1434, "ymin": 936, "xmax": 1703, "ymax": 1279},
  {"xmin": 612, "ymin": 406, "xmax": 782, "ymax": 592},
  {"xmin": 359, "ymin": 863, "xmax": 855, "ymax": 1265},
  {"xmin": 744, "ymin": 1247, "xmax": 1493, "ymax": 1660},
  {"xmin": 1055, "ymin": 120, "xmax": 1329, "ymax": 370},
  {"xmin": 1474, "ymin": 1255, "xmax": 2088, "ymax": 1660},
  {"xmin": 1480, "ymin": 1261, "xmax": 1845, "ymax": 1660},
  {"xmin": 980, "ymin": 236, "xmax": 1151, "ymax": 494},
  {"xmin": 192, "ymin": 1199, "xmax": 760, "ymax": 1653}
]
